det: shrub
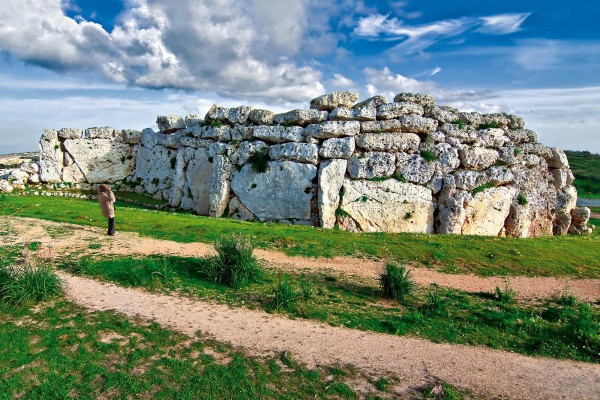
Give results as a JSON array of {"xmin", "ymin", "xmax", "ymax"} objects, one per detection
[
  {"xmin": 420, "ymin": 149, "xmax": 436, "ymax": 162},
  {"xmin": 0, "ymin": 264, "xmax": 63, "ymax": 305},
  {"xmin": 248, "ymin": 149, "xmax": 270, "ymax": 173},
  {"xmin": 268, "ymin": 274, "xmax": 299, "ymax": 311},
  {"xmin": 380, "ymin": 262, "xmax": 414, "ymax": 302},
  {"xmin": 517, "ymin": 192, "xmax": 528, "ymax": 206},
  {"xmin": 495, "ymin": 282, "xmax": 516, "ymax": 304},
  {"xmin": 472, "ymin": 183, "xmax": 494, "ymax": 195},
  {"xmin": 206, "ymin": 235, "xmax": 262, "ymax": 288},
  {"xmin": 423, "ymin": 285, "xmax": 447, "ymax": 315}
]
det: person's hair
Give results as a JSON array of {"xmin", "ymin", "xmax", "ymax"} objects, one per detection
[{"xmin": 98, "ymin": 184, "xmax": 111, "ymax": 193}]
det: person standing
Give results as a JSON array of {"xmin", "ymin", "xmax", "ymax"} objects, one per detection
[{"xmin": 98, "ymin": 184, "xmax": 116, "ymax": 235}]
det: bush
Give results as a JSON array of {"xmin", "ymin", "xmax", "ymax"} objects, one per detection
[
  {"xmin": 206, "ymin": 235, "xmax": 262, "ymax": 288},
  {"xmin": 268, "ymin": 274, "xmax": 299, "ymax": 311},
  {"xmin": 0, "ymin": 264, "xmax": 63, "ymax": 305},
  {"xmin": 495, "ymin": 283, "xmax": 516, "ymax": 304},
  {"xmin": 380, "ymin": 262, "xmax": 414, "ymax": 302},
  {"xmin": 248, "ymin": 149, "xmax": 270, "ymax": 173},
  {"xmin": 517, "ymin": 192, "xmax": 528, "ymax": 206},
  {"xmin": 423, "ymin": 285, "xmax": 447, "ymax": 315}
]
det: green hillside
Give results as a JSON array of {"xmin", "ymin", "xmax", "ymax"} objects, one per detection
[{"xmin": 564, "ymin": 150, "xmax": 600, "ymax": 199}]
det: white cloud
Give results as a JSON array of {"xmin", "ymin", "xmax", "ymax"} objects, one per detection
[
  {"xmin": 363, "ymin": 67, "xmax": 437, "ymax": 98},
  {"xmin": 0, "ymin": 0, "xmax": 327, "ymax": 102},
  {"xmin": 330, "ymin": 73, "xmax": 356, "ymax": 88},
  {"xmin": 478, "ymin": 13, "xmax": 531, "ymax": 35}
]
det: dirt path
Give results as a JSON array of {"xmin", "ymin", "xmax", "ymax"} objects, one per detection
[
  {"xmin": 57, "ymin": 271, "xmax": 600, "ymax": 400},
  {"xmin": 3, "ymin": 216, "xmax": 599, "ymax": 301}
]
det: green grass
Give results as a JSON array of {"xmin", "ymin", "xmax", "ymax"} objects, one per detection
[
  {"xmin": 61, "ymin": 255, "xmax": 600, "ymax": 362},
  {"xmin": 0, "ymin": 300, "xmax": 376, "ymax": 399},
  {"xmin": 565, "ymin": 150, "xmax": 600, "ymax": 199},
  {"xmin": 2, "ymin": 195, "xmax": 599, "ymax": 278}
]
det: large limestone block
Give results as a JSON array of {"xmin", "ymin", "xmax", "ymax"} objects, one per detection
[
  {"xmin": 522, "ymin": 143, "xmax": 553, "ymax": 159},
  {"xmin": 85, "ymin": 127, "xmax": 116, "ymax": 139},
  {"xmin": 347, "ymin": 152, "xmax": 395, "ymax": 179},
  {"xmin": 505, "ymin": 129, "xmax": 537, "ymax": 144},
  {"xmin": 459, "ymin": 147, "xmax": 499, "ymax": 170},
  {"xmin": 117, "ymin": 129, "xmax": 142, "ymax": 144},
  {"xmin": 441, "ymin": 123, "xmax": 477, "ymax": 144},
  {"xmin": 395, "ymin": 153, "xmax": 436, "ymax": 184},
  {"xmin": 38, "ymin": 129, "xmax": 63, "ymax": 183},
  {"xmin": 58, "ymin": 128, "xmax": 82, "ymax": 139},
  {"xmin": 236, "ymin": 141, "xmax": 269, "ymax": 165},
  {"xmin": 551, "ymin": 168, "xmax": 575, "ymax": 190},
  {"xmin": 305, "ymin": 121, "xmax": 360, "ymax": 139},
  {"xmin": 169, "ymin": 147, "xmax": 196, "ymax": 208},
  {"xmin": 319, "ymin": 137, "xmax": 355, "ymax": 159},
  {"xmin": 361, "ymin": 115, "xmax": 437, "ymax": 134},
  {"xmin": 184, "ymin": 148, "xmax": 213, "ymax": 215},
  {"xmin": 0, "ymin": 180, "xmax": 13, "ymax": 193},
  {"xmin": 340, "ymin": 179, "xmax": 434, "ymax": 233},
  {"xmin": 231, "ymin": 161, "xmax": 317, "ymax": 221},
  {"xmin": 437, "ymin": 175, "xmax": 471, "ymax": 234},
  {"xmin": 462, "ymin": 187, "xmax": 517, "ymax": 236},
  {"xmin": 273, "ymin": 109, "xmax": 328, "ymax": 126},
  {"xmin": 209, "ymin": 155, "xmax": 232, "ymax": 217},
  {"xmin": 329, "ymin": 107, "xmax": 376, "ymax": 122},
  {"xmin": 355, "ymin": 132, "xmax": 420, "ymax": 152},
  {"xmin": 481, "ymin": 113, "xmax": 510, "ymax": 127},
  {"xmin": 453, "ymin": 170, "xmax": 486, "ymax": 191},
  {"xmin": 157, "ymin": 132, "xmax": 183, "ymax": 149},
  {"xmin": 248, "ymin": 109, "xmax": 275, "ymax": 125},
  {"xmin": 201, "ymin": 126, "xmax": 231, "ymax": 141},
  {"xmin": 310, "ymin": 92, "xmax": 359, "ymax": 111},
  {"xmin": 20, "ymin": 162, "xmax": 39, "ymax": 175},
  {"xmin": 269, "ymin": 143, "xmax": 319, "ymax": 164},
  {"xmin": 476, "ymin": 128, "xmax": 509, "ymax": 148},
  {"xmin": 432, "ymin": 143, "xmax": 460, "ymax": 173},
  {"xmin": 353, "ymin": 95, "xmax": 388, "ymax": 110},
  {"xmin": 229, "ymin": 197, "xmax": 255, "ymax": 221},
  {"xmin": 227, "ymin": 106, "xmax": 252, "ymax": 125},
  {"xmin": 376, "ymin": 102, "xmax": 424, "ymax": 120},
  {"xmin": 157, "ymin": 115, "xmax": 185, "ymax": 133},
  {"xmin": 62, "ymin": 139, "xmax": 135, "ymax": 183},
  {"xmin": 507, "ymin": 115, "xmax": 525, "ymax": 130},
  {"xmin": 8, "ymin": 169, "xmax": 29, "ymax": 182},
  {"xmin": 548, "ymin": 148, "xmax": 570, "ymax": 169},
  {"xmin": 458, "ymin": 112, "xmax": 484, "ymax": 126},
  {"xmin": 425, "ymin": 105, "xmax": 459, "ymax": 124},
  {"xmin": 185, "ymin": 114, "xmax": 203, "ymax": 127},
  {"xmin": 393, "ymin": 93, "xmax": 435, "ymax": 107},
  {"xmin": 253, "ymin": 125, "xmax": 304, "ymax": 143},
  {"xmin": 318, "ymin": 159, "xmax": 347, "ymax": 229},
  {"xmin": 205, "ymin": 105, "xmax": 230, "ymax": 123},
  {"xmin": 505, "ymin": 204, "xmax": 532, "ymax": 238},
  {"xmin": 61, "ymin": 163, "xmax": 86, "ymax": 183},
  {"xmin": 135, "ymin": 143, "xmax": 176, "ymax": 195}
]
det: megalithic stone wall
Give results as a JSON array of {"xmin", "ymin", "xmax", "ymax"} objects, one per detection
[{"xmin": 37, "ymin": 91, "xmax": 593, "ymax": 237}]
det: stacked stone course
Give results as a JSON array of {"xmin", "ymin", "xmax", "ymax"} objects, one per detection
[{"xmin": 27, "ymin": 91, "xmax": 593, "ymax": 237}]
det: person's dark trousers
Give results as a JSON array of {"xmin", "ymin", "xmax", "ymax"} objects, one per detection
[{"xmin": 108, "ymin": 217, "xmax": 115, "ymax": 235}]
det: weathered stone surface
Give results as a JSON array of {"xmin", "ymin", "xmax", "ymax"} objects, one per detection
[
  {"xmin": 253, "ymin": 125, "xmax": 304, "ymax": 143},
  {"xmin": 554, "ymin": 186, "xmax": 578, "ymax": 235},
  {"xmin": 571, "ymin": 207, "xmax": 591, "ymax": 226},
  {"xmin": 269, "ymin": 143, "xmax": 319, "ymax": 164},
  {"xmin": 118, "ymin": 129, "xmax": 142, "ymax": 144},
  {"xmin": 227, "ymin": 106, "xmax": 251, "ymax": 125},
  {"xmin": 205, "ymin": 105, "xmax": 229, "ymax": 123},
  {"xmin": 506, "ymin": 129, "xmax": 537, "ymax": 144},
  {"xmin": 353, "ymin": 95, "xmax": 388, "ymax": 110},
  {"xmin": 319, "ymin": 137, "xmax": 355, "ymax": 159},
  {"xmin": 273, "ymin": 109, "xmax": 328, "ymax": 126},
  {"xmin": 231, "ymin": 125, "xmax": 253, "ymax": 141},
  {"xmin": 0, "ymin": 179, "xmax": 13, "ymax": 193},
  {"xmin": 157, "ymin": 132, "xmax": 183, "ymax": 149},
  {"xmin": 62, "ymin": 139, "xmax": 136, "ymax": 183},
  {"xmin": 208, "ymin": 142, "xmax": 227, "ymax": 158},
  {"xmin": 157, "ymin": 116, "xmax": 185, "ymax": 133},
  {"xmin": 235, "ymin": 141, "xmax": 269, "ymax": 165},
  {"xmin": 395, "ymin": 153, "xmax": 436, "ymax": 184},
  {"xmin": 522, "ymin": 143, "xmax": 552, "ymax": 159},
  {"xmin": 426, "ymin": 167, "xmax": 444, "ymax": 194},
  {"xmin": 28, "ymin": 174, "xmax": 40, "ymax": 184},
  {"xmin": 476, "ymin": 128, "xmax": 509, "ymax": 148},
  {"xmin": 462, "ymin": 187, "xmax": 517, "ymax": 236},
  {"xmin": 310, "ymin": 92, "xmax": 359, "ymax": 111},
  {"xmin": 318, "ymin": 159, "xmax": 347, "ymax": 228},
  {"xmin": 486, "ymin": 166, "xmax": 514, "ymax": 185},
  {"xmin": 437, "ymin": 176, "xmax": 471, "ymax": 234},
  {"xmin": 135, "ymin": 139, "xmax": 176, "ymax": 195},
  {"xmin": 347, "ymin": 152, "xmax": 395, "ymax": 179},
  {"xmin": 8, "ymin": 169, "xmax": 29, "ymax": 182},
  {"xmin": 431, "ymin": 143, "xmax": 460, "ymax": 173},
  {"xmin": 507, "ymin": 114, "xmax": 525, "ymax": 130},
  {"xmin": 355, "ymin": 132, "xmax": 420, "ymax": 152},
  {"xmin": 424, "ymin": 105, "xmax": 459, "ymax": 124},
  {"xmin": 393, "ymin": 93, "xmax": 435, "ymax": 107},
  {"xmin": 481, "ymin": 113, "xmax": 510, "ymax": 127},
  {"xmin": 458, "ymin": 112, "xmax": 484, "ymax": 127},
  {"xmin": 231, "ymin": 161, "xmax": 317, "ymax": 221},
  {"xmin": 185, "ymin": 114, "xmax": 203, "ymax": 127},
  {"xmin": 551, "ymin": 168, "xmax": 575, "ymax": 190},
  {"xmin": 498, "ymin": 147, "xmax": 521, "ymax": 166},
  {"xmin": 181, "ymin": 148, "xmax": 213, "ymax": 215},
  {"xmin": 249, "ymin": 109, "xmax": 275, "ymax": 125},
  {"xmin": 201, "ymin": 126, "xmax": 232, "ymax": 141},
  {"xmin": 377, "ymin": 102, "xmax": 424, "ymax": 120},
  {"xmin": 505, "ymin": 203, "xmax": 532, "ymax": 238},
  {"xmin": 548, "ymin": 148, "xmax": 570, "ymax": 169},
  {"xmin": 229, "ymin": 196, "xmax": 255, "ymax": 221},
  {"xmin": 398, "ymin": 114, "xmax": 438, "ymax": 134},
  {"xmin": 58, "ymin": 128, "xmax": 82, "ymax": 140},
  {"xmin": 84, "ymin": 127, "xmax": 116, "ymax": 139},
  {"xmin": 453, "ymin": 170, "xmax": 486, "ymax": 191},
  {"xmin": 329, "ymin": 107, "xmax": 376, "ymax": 121},
  {"xmin": 20, "ymin": 162, "xmax": 39, "ymax": 175},
  {"xmin": 340, "ymin": 179, "xmax": 434, "ymax": 233},
  {"xmin": 38, "ymin": 129, "xmax": 63, "ymax": 183},
  {"xmin": 305, "ymin": 121, "xmax": 360, "ymax": 139},
  {"xmin": 209, "ymin": 155, "xmax": 232, "ymax": 217},
  {"xmin": 459, "ymin": 148, "xmax": 499, "ymax": 170},
  {"xmin": 441, "ymin": 123, "xmax": 477, "ymax": 144}
]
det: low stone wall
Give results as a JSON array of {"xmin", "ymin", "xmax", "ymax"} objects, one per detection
[{"xmin": 30, "ymin": 91, "xmax": 592, "ymax": 237}]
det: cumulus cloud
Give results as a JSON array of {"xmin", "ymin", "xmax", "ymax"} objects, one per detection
[
  {"xmin": 0, "ymin": 0, "xmax": 329, "ymax": 102},
  {"xmin": 330, "ymin": 73, "xmax": 356, "ymax": 88}
]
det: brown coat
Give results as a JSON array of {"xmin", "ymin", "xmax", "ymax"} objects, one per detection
[{"xmin": 99, "ymin": 191, "xmax": 115, "ymax": 218}]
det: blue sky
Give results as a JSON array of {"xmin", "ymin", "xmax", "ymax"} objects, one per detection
[{"xmin": 1, "ymin": 0, "xmax": 599, "ymax": 153}]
